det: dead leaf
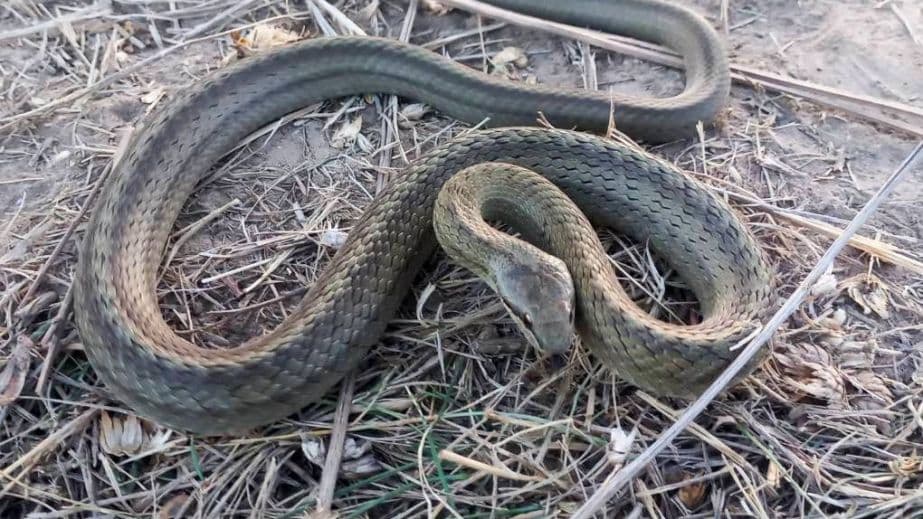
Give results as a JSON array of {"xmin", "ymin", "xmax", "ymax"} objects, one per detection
[
  {"xmin": 557, "ymin": 502, "xmax": 580, "ymax": 514},
  {"xmin": 234, "ymin": 24, "xmax": 301, "ymax": 53},
  {"xmin": 100, "ymin": 412, "xmax": 143, "ymax": 455},
  {"xmin": 712, "ymin": 415, "xmax": 737, "ymax": 429},
  {"xmin": 141, "ymin": 87, "xmax": 167, "ymax": 115},
  {"xmin": 157, "ymin": 493, "xmax": 190, "ymax": 519},
  {"xmin": 398, "ymin": 103, "xmax": 431, "ymax": 127},
  {"xmin": 889, "ymin": 454, "xmax": 922, "ymax": 477},
  {"xmin": 331, "ymin": 116, "xmax": 363, "ymax": 148},
  {"xmin": 0, "ymin": 335, "xmax": 33, "ymax": 406},
  {"xmin": 789, "ymin": 372, "xmax": 846, "ymax": 405},
  {"xmin": 140, "ymin": 87, "xmax": 165, "ymax": 105},
  {"xmin": 850, "ymin": 370, "xmax": 894, "ymax": 402},
  {"xmin": 100, "ymin": 412, "xmax": 173, "ymax": 456},
  {"xmin": 300, "ymin": 435, "xmax": 383, "ymax": 479},
  {"xmin": 319, "ymin": 229, "xmax": 348, "ymax": 249},
  {"xmin": 224, "ymin": 24, "xmax": 303, "ymax": 63},
  {"xmin": 301, "ymin": 435, "xmax": 325, "ymax": 465},
  {"xmin": 810, "ymin": 270, "xmax": 838, "ymax": 297},
  {"xmin": 838, "ymin": 339, "xmax": 876, "ymax": 369},
  {"xmin": 832, "ymin": 307, "xmax": 847, "ymax": 326},
  {"xmin": 843, "ymin": 274, "xmax": 891, "ymax": 319},
  {"xmin": 776, "ymin": 343, "xmax": 846, "ymax": 405},
  {"xmin": 766, "ymin": 461, "xmax": 781, "ymax": 489},
  {"xmin": 421, "ymin": 0, "xmax": 451, "ymax": 15},
  {"xmin": 607, "ymin": 426, "xmax": 636, "ymax": 467},
  {"xmin": 491, "ymin": 46, "xmax": 529, "ymax": 68},
  {"xmin": 341, "ymin": 453, "xmax": 384, "ymax": 479},
  {"xmin": 775, "ymin": 342, "xmax": 832, "ymax": 374},
  {"xmin": 677, "ymin": 477, "xmax": 707, "ymax": 509}
]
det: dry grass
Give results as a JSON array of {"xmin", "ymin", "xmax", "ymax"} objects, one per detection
[{"xmin": 2, "ymin": 1, "xmax": 923, "ymax": 518}]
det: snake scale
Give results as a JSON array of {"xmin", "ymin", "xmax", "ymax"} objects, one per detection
[{"xmin": 74, "ymin": 0, "xmax": 773, "ymax": 434}]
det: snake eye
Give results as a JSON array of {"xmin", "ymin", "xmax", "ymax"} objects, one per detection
[{"xmin": 522, "ymin": 313, "xmax": 533, "ymax": 328}]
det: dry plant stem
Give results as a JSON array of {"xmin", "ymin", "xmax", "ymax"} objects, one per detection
[
  {"xmin": 571, "ymin": 140, "xmax": 923, "ymax": 519},
  {"xmin": 312, "ymin": 0, "xmax": 367, "ymax": 36},
  {"xmin": 0, "ymin": 2, "xmax": 111, "ymax": 41},
  {"xmin": 35, "ymin": 283, "xmax": 75, "ymax": 394},
  {"xmin": 768, "ymin": 211, "xmax": 923, "ymax": 275},
  {"xmin": 182, "ymin": 0, "xmax": 262, "ymax": 38},
  {"xmin": 162, "ymin": 198, "xmax": 242, "ymax": 276},
  {"xmin": 438, "ymin": 449, "xmax": 541, "ymax": 482},
  {"xmin": 0, "ymin": 12, "xmax": 310, "ymax": 129},
  {"xmin": 21, "ymin": 164, "xmax": 112, "ymax": 306},
  {"xmin": 314, "ymin": 372, "xmax": 356, "ymax": 516},
  {"xmin": 0, "ymin": 408, "xmax": 99, "ymax": 497},
  {"xmin": 439, "ymin": 0, "xmax": 923, "ymax": 137},
  {"xmin": 713, "ymin": 185, "xmax": 923, "ymax": 274}
]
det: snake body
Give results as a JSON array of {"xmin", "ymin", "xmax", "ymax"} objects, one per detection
[{"xmin": 74, "ymin": 0, "xmax": 773, "ymax": 434}]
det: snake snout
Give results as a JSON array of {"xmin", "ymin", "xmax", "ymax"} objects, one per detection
[{"xmin": 495, "ymin": 255, "xmax": 576, "ymax": 356}]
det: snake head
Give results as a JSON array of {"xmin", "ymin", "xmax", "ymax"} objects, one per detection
[{"xmin": 493, "ymin": 253, "xmax": 576, "ymax": 356}]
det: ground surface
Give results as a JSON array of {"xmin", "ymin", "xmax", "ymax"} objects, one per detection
[{"xmin": 1, "ymin": 0, "xmax": 922, "ymax": 518}]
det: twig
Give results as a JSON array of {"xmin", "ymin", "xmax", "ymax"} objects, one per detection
[
  {"xmin": 710, "ymin": 183, "xmax": 923, "ymax": 274},
  {"xmin": 0, "ymin": 408, "xmax": 100, "ymax": 496},
  {"xmin": 0, "ymin": 2, "xmax": 111, "ymax": 42},
  {"xmin": 312, "ymin": 0, "xmax": 366, "ymax": 36},
  {"xmin": 438, "ymin": 449, "xmax": 541, "ymax": 482},
  {"xmin": 769, "ymin": 210, "xmax": 923, "ymax": 275},
  {"xmin": 199, "ymin": 257, "xmax": 274, "ymax": 284},
  {"xmin": 35, "ymin": 282, "xmax": 75, "ymax": 394},
  {"xmin": 571, "ymin": 140, "xmax": 923, "ymax": 519},
  {"xmin": 421, "ymin": 22, "xmax": 506, "ymax": 49},
  {"xmin": 162, "ymin": 198, "xmax": 241, "ymax": 277},
  {"xmin": 0, "ymin": 11, "xmax": 309, "ymax": 129},
  {"xmin": 313, "ymin": 372, "xmax": 356, "ymax": 517},
  {"xmin": 180, "ymin": 0, "xmax": 262, "ymax": 39},
  {"xmin": 20, "ymin": 164, "xmax": 112, "ymax": 306}
]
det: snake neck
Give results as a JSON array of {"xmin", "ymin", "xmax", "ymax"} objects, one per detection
[
  {"xmin": 433, "ymin": 163, "xmax": 554, "ymax": 280},
  {"xmin": 433, "ymin": 162, "xmax": 577, "ymax": 355}
]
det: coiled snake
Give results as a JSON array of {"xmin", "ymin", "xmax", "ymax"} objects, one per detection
[{"xmin": 74, "ymin": 0, "xmax": 773, "ymax": 434}]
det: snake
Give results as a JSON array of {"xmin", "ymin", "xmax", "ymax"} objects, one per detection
[{"xmin": 74, "ymin": 0, "xmax": 774, "ymax": 435}]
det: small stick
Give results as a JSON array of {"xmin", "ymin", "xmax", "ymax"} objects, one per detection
[
  {"xmin": 0, "ymin": 177, "xmax": 43, "ymax": 185},
  {"xmin": 181, "ymin": 0, "xmax": 262, "ymax": 39},
  {"xmin": 35, "ymin": 282, "xmax": 75, "ymax": 394},
  {"xmin": 0, "ymin": 408, "xmax": 99, "ymax": 496},
  {"xmin": 199, "ymin": 257, "xmax": 273, "ymax": 284},
  {"xmin": 705, "ymin": 182, "xmax": 923, "ymax": 274},
  {"xmin": 0, "ymin": 11, "xmax": 310, "ymax": 128},
  {"xmin": 438, "ymin": 449, "xmax": 541, "ymax": 482},
  {"xmin": 162, "ymin": 198, "xmax": 241, "ymax": 276},
  {"xmin": 421, "ymin": 22, "xmax": 506, "ymax": 49},
  {"xmin": 571, "ymin": 141, "xmax": 923, "ymax": 519},
  {"xmin": 0, "ymin": 3, "xmax": 110, "ymax": 42},
  {"xmin": 21, "ymin": 164, "xmax": 112, "ymax": 305},
  {"xmin": 312, "ymin": 0, "xmax": 367, "ymax": 36},
  {"xmin": 313, "ymin": 372, "xmax": 356, "ymax": 517}
]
